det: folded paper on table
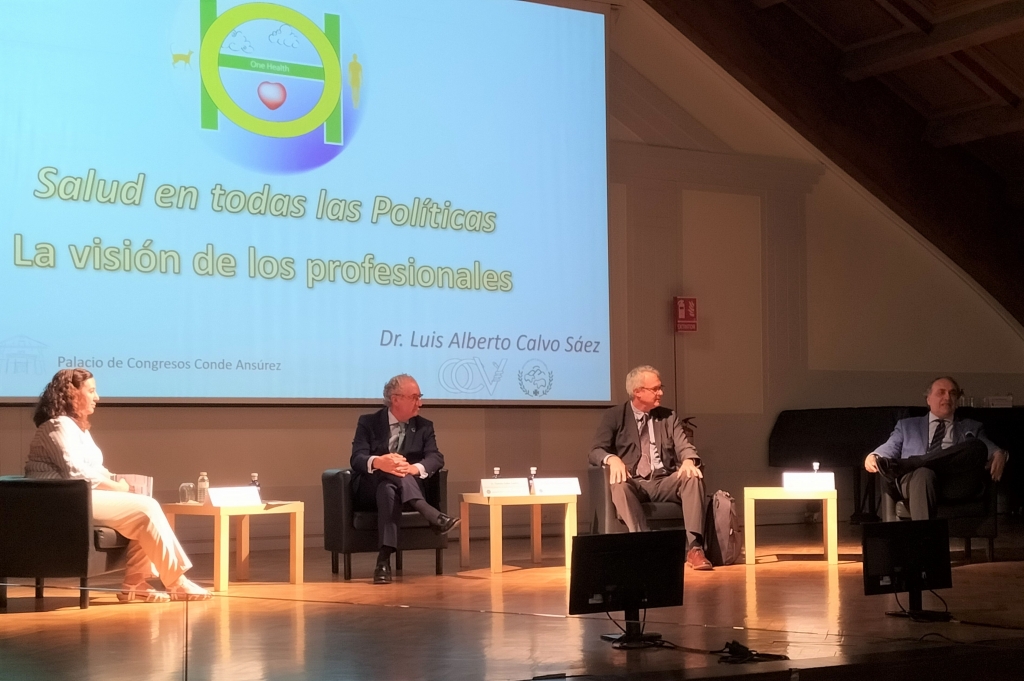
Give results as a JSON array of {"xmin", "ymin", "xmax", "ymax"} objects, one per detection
[
  {"xmin": 480, "ymin": 478, "xmax": 531, "ymax": 497},
  {"xmin": 531, "ymin": 477, "xmax": 581, "ymax": 496},
  {"xmin": 205, "ymin": 486, "xmax": 263, "ymax": 507},
  {"xmin": 782, "ymin": 471, "xmax": 836, "ymax": 492}
]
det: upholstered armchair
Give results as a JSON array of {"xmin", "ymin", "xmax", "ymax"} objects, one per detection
[
  {"xmin": 587, "ymin": 465, "xmax": 685, "ymax": 534},
  {"xmin": 322, "ymin": 469, "xmax": 449, "ymax": 579},
  {"xmin": 0, "ymin": 476, "xmax": 127, "ymax": 609}
]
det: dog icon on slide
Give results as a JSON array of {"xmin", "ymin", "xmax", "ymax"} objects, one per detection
[{"xmin": 172, "ymin": 49, "xmax": 194, "ymax": 68}]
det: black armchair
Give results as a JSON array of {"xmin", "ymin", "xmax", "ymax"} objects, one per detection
[
  {"xmin": 882, "ymin": 483, "xmax": 997, "ymax": 562},
  {"xmin": 322, "ymin": 469, "xmax": 449, "ymax": 580},
  {"xmin": 0, "ymin": 476, "xmax": 128, "ymax": 609},
  {"xmin": 587, "ymin": 465, "xmax": 685, "ymax": 534}
]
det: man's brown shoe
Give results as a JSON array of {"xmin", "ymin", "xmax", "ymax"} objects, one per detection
[{"xmin": 686, "ymin": 546, "xmax": 713, "ymax": 571}]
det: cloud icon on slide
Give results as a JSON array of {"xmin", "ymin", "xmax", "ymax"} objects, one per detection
[
  {"xmin": 226, "ymin": 29, "xmax": 253, "ymax": 53},
  {"xmin": 268, "ymin": 24, "xmax": 302, "ymax": 48}
]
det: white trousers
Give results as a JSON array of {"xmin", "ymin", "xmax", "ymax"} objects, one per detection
[{"xmin": 91, "ymin": 490, "xmax": 192, "ymax": 586}]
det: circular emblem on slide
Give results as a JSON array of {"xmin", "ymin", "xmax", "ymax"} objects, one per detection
[
  {"xmin": 200, "ymin": 3, "xmax": 342, "ymax": 139},
  {"xmin": 178, "ymin": 0, "xmax": 366, "ymax": 173},
  {"xmin": 518, "ymin": 359, "xmax": 554, "ymax": 397}
]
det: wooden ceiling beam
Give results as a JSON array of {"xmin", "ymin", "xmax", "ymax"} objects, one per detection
[
  {"xmin": 949, "ymin": 50, "xmax": 1021, "ymax": 107},
  {"xmin": 925, "ymin": 102, "xmax": 1024, "ymax": 145},
  {"xmin": 844, "ymin": 0, "xmax": 1024, "ymax": 80},
  {"xmin": 874, "ymin": 0, "xmax": 934, "ymax": 34},
  {"xmin": 965, "ymin": 46, "xmax": 1024, "ymax": 101}
]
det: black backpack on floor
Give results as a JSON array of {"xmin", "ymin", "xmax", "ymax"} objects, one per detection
[{"xmin": 703, "ymin": 490, "xmax": 742, "ymax": 566}]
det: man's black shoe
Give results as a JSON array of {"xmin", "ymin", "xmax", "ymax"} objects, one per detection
[
  {"xmin": 373, "ymin": 561, "xmax": 392, "ymax": 584},
  {"xmin": 432, "ymin": 513, "xmax": 461, "ymax": 535}
]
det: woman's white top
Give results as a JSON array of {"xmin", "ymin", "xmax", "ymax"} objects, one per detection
[{"xmin": 25, "ymin": 415, "xmax": 113, "ymax": 487}]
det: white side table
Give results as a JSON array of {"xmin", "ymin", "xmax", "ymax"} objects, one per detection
[
  {"xmin": 743, "ymin": 487, "xmax": 838, "ymax": 565},
  {"xmin": 459, "ymin": 492, "xmax": 577, "ymax": 573}
]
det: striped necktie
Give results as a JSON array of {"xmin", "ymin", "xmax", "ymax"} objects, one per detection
[{"xmin": 927, "ymin": 419, "xmax": 946, "ymax": 454}]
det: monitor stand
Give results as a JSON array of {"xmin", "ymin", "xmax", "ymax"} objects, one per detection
[
  {"xmin": 885, "ymin": 589, "xmax": 952, "ymax": 622},
  {"xmin": 600, "ymin": 607, "xmax": 663, "ymax": 648}
]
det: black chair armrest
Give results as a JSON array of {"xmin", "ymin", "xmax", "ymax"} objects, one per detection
[
  {"xmin": 587, "ymin": 465, "xmax": 614, "ymax": 534},
  {"xmin": 0, "ymin": 477, "xmax": 93, "ymax": 578},
  {"xmin": 321, "ymin": 469, "xmax": 354, "ymax": 551}
]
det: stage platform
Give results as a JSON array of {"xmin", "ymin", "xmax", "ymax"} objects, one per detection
[{"xmin": 3, "ymin": 521, "xmax": 1024, "ymax": 680}]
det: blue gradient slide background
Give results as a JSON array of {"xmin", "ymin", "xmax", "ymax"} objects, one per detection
[{"xmin": 0, "ymin": 0, "xmax": 608, "ymax": 401}]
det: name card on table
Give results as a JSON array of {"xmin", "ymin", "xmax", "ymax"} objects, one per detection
[
  {"xmin": 205, "ymin": 486, "xmax": 263, "ymax": 507},
  {"xmin": 782, "ymin": 472, "xmax": 835, "ymax": 492},
  {"xmin": 480, "ymin": 478, "xmax": 530, "ymax": 497},
  {"xmin": 532, "ymin": 477, "xmax": 581, "ymax": 496}
]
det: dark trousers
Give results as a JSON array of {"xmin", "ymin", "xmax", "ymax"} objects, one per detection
[
  {"xmin": 609, "ymin": 470, "xmax": 705, "ymax": 546},
  {"xmin": 354, "ymin": 471, "xmax": 429, "ymax": 549},
  {"xmin": 892, "ymin": 439, "xmax": 990, "ymax": 520}
]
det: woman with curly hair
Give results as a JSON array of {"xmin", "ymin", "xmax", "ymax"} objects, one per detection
[{"xmin": 25, "ymin": 369, "xmax": 210, "ymax": 602}]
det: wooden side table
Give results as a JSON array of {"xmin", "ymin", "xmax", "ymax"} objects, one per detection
[
  {"xmin": 162, "ymin": 501, "xmax": 304, "ymax": 592},
  {"xmin": 743, "ymin": 487, "xmax": 838, "ymax": 565},
  {"xmin": 459, "ymin": 493, "xmax": 577, "ymax": 573}
]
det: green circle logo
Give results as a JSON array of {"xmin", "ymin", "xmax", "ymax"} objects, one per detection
[{"xmin": 199, "ymin": 2, "xmax": 342, "ymax": 138}]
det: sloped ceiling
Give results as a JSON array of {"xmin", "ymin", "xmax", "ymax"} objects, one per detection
[{"xmin": 642, "ymin": 0, "xmax": 1024, "ymax": 327}]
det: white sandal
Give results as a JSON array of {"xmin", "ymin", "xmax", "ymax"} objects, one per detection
[
  {"xmin": 167, "ymin": 576, "xmax": 212, "ymax": 601},
  {"xmin": 118, "ymin": 580, "xmax": 170, "ymax": 603}
]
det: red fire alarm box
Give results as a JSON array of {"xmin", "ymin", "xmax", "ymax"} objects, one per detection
[{"xmin": 673, "ymin": 297, "xmax": 697, "ymax": 333}]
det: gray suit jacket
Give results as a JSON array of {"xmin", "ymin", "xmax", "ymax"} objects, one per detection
[{"xmin": 588, "ymin": 402, "xmax": 698, "ymax": 476}]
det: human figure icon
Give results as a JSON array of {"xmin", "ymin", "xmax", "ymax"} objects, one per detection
[{"xmin": 349, "ymin": 54, "xmax": 362, "ymax": 108}]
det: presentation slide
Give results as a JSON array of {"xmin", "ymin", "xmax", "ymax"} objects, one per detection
[{"xmin": 0, "ymin": 0, "xmax": 609, "ymax": 402}]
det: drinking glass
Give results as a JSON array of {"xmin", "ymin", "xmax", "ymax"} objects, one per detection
[{"xmin": 178, "ymin": 482, "xmax": 196, "ymax": 503}]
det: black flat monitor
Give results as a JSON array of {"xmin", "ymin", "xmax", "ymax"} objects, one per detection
[
  {"xmin": 569, "ymin": 530, "xmax": 685, "ymax": 647},
  {"xmin": 862, "ymin": 519, "xmax": 953, "ymax": 621}
]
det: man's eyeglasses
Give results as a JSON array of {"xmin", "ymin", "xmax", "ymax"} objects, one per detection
[
  {"xmin": 395, "ymin": 393, "xmax": 424, "ymax": 401},
  {"xmin": 637, "ymin": 386, "xmax": 663, "ymax": 394}
]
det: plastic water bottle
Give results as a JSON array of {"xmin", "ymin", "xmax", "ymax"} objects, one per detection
[
  {"xmin": 528, "ymin": 466, "xmax": 537, "ymax": 494},
  {"xmin": 250, "ymin": 473, "xmax": 261, "ymax": 489},
  {"xmin": 197, "ymin": 472, "xmax": 209, "ymax": 504}
]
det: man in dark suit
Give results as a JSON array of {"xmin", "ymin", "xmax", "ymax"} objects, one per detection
[
  {"xmin": 865, "ymin": 376, "xmax": 1008, "ymax": 520},
  {"xmin": 589, "ymin": 365, "xmax": 711, "ymax": 570},
  {"xmin": 352, "ymin": 374, "xmax": 460, "ymax": 584}
]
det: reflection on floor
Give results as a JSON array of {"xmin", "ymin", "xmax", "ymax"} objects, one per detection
[{"xmin": 3, "ymin": 522, "xmax": 1024, "ymax": 680}]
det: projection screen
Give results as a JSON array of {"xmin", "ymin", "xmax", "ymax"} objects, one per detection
[{"xmin": 0, "ymin": 0, "xmax": 610, "ymax": 403}]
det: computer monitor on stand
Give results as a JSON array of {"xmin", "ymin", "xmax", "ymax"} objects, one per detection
[
  {"xmin": 568, "ymin": 530, "xmax": 685, "ymax": 648},
  {"xmin": 862, "ymin": 518, "xmax": 953, "ymax": 622}
]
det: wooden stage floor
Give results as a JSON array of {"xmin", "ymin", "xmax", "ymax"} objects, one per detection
[{"xmin": 3, "ymin": 522, "xmax": 1024, "ymax": 681}]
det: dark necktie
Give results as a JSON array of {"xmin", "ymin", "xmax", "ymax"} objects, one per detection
[
  {"xmin": 927, "ymin": 419, "xmax": 946, "ymax": 454},
  {"xmin": 636, "ymin": 414, "xmax": 652, "ymax": 479}
]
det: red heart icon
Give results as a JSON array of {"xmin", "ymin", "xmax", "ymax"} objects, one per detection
[{"xmin": 257, "ymin": 81, "xmax": 287, "ymax": 110}]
